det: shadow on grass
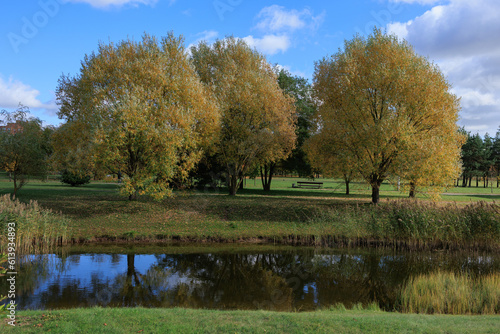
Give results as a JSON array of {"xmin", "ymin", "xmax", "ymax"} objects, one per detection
[{"xmin": 0, "ymin": 181, "xmax": 430, "ymax": 223}]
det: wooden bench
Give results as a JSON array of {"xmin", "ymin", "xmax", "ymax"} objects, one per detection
[{"xmin": 293, "ymin": 181, "xmax": 323, "ymax": 189}]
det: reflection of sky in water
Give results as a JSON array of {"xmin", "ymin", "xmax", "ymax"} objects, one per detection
[
  {"xmin": 18, "ymin": 254, "xmax": 191, "ymax": 310},
  {"xmin": 31, "ymin": 255, "xmax": 148, "ymax": 295}
]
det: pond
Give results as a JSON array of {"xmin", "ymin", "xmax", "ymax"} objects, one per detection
[{"xmin": 4, "ymin": 245, "xmax": 500, "ymax": 311}]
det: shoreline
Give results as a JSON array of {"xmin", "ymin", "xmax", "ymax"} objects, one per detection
[{"xmin": 57, "ymin": 234, "xmax": 500, "ymax": 252}]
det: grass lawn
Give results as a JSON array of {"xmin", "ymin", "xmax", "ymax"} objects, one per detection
[
  {"xmin": 3, "ymin": 307, "xmax": 500, "ymax": 333},
  {"xmin": 1, "ymin": 177, "xmax": 499, "ymax": 247}
]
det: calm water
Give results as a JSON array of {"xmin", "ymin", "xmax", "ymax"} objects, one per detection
[{"xmin": 5, "ymin": 245, "xmax": 500, "ymax": 311}]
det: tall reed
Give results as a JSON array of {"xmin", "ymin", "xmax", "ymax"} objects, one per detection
[
  {"xmin": 0, "ymin": 194, "xmax": 69, "ymax": 254},
  {"xmin": 308, "ymin": 200, "xmax": 500, "ymax": 249},
  {"xmin": 399, "ymin": 271, "xmax": 500, "ymax": 315}
]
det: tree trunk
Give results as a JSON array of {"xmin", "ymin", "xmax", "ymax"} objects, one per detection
[
  {"xmin": 13, "ymin": 173, "xmax": 18, "ymax": 199},
  {"xmin": 226, "ymin": 163, "xmax": 240, "ymax": 196},
  {"xmin": 476, "ymin": 177, "xmax": 478, "ymax": 187},
  {"xmin": 409, "ymin": 181, "xmax": 416, "ymax": 198},
  {"xmin": 260, "ymin": 163, "xmax": 275, "ymax": 192},
  {"xmin": 228, "ymin": 174, "xmax": 238, "ymax": 196},
  {"xmin": 128, "ymin": 190, "xmax": 138, "ymax": 201},
  {"xmin": 12, "ymin": 171, "xmax": 26, "ymax": 199},
  {"xmin": 462, "ymin": 173, "xmax": 467, "ymax": 187},
  {"xmin": 371, "ymin": 184, "xmax": 380, "ymax": 204},
  {"xmin": 370, "ymin": 175, "xmax": 383, "ymax": 204},
  {"xmin": 343, "ymin": 173, "xmax": 351, "ymax": 195}
]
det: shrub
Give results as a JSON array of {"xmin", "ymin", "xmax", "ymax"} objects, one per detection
[{"xmin": 60, "ymin": 169, "xmax": 91, "ymax": 187}]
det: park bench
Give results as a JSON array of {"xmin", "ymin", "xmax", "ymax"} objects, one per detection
[{"xmin": 293, "ymin": 181, "xmax": 323, "ymax": 189}]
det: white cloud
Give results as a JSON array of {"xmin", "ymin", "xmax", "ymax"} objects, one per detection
[
  {"xmin": 386, "ymin": 21, "xmax": 410, "ymax": 40},
  {"xmin": 388, "ymin": 0, "xmax": 500, "ymax": 58},
  {"xmin": 0, "ymin": 76, "xmax": 58, "ymax": 117},
  {"xmin": 255, "ymin": 5, "xmax": 306, "ymax": 32},
  {"xmin": 63, "ymin": 0, "xmax": 158, "ymax": 9},
  {"xmin": 255, "ymin": 5, "xmax": 325, "ymax": 33},
  {"xmin": 187, "ymin": 30, "xmax": 219, "ymax": 53},
  {"xmin": 242, "ymin": 35, "xmax": 291, "ymax": 56},
  {"xmin": 387, "ymin": 0, "xmax": 500, "ymax": 136},
  {"xmin": 389, "ymin": 0, "xmax": 441, "ymax": 4},
  {"xmin": 0, "ymin": 76, "xmax": 44, "ymax": 109},
  {"xmin": 245, "ymin": 5, "xmax": 324, "ymax": 56}
]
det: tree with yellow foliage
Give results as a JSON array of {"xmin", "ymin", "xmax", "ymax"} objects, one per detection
[
  {"xmin": 310, "ymin": 29, "xmax": 464, "ymax": 204},
  {"xmin": 191, "ymin": 37, "xmax": 296, "ymax": 195},
  {"xmin": 56, "ymin": 33, "xmax": 219, "ymax": 200}
]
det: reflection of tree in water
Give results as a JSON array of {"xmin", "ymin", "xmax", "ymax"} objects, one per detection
[
  {"xmin": 154, "ymin": 253, "xmax": 293, "ymax": 311},
  {"xmin": 11, "ymin": 250, "xmax": 500, "ymax": 311}
]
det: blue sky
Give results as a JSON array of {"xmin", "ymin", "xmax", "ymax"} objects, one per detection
[{"xmin": 1, "ymin": 0, "xmax": 499, "ymax": 137}]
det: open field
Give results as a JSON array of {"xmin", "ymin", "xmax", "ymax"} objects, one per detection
[{"xmin": 3, "ymin": 307, "xmax": 500, "ymax": 333}]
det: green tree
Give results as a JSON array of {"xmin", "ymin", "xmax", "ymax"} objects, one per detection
[
  {"xmin": 55, "ymin": 33, "xmax": 219, "ymax": 200},
  {"xmin": 191, "ymin": 37, "xmax": 296, "ymax": 196},
  {"xmin": 275, "ymin": 68, "xmax": 316, "ymax": 179},
  {"xmin": 461, "ymin": 133, "xmax": 484, "ymax": 187},
  {"xmin": 492, "ymin": 128, "xmax": 500, "ymax": 187},
  {"xmin": 0, "ymin": 105, "xmax": 50, "ymax": 197},
  {"xmin": 259, "ymin": 68, "xmax": 316, "ymax": 191},
  {"xmin": 481, "ymin": 133, "xmax": 494, "ymax": 187},
  {"xmin": 311, "ymin": 29, "xmax": 463, "ymax": 204}
]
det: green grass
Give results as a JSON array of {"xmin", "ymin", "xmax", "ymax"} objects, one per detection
[
  {"xmin": 3, "ymin": 307, "xmax": 500, "ymax": 333},
  {"xmin": 2, "ymin": 174, "xmax": 500, "ymax": 201}
]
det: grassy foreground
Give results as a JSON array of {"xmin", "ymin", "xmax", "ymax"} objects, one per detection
[{"xmin": 4, "ymin": 307, "xmax": 500, "ymax": 333}]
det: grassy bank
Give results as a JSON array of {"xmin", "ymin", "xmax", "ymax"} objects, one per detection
[
  {"xmin": 4, "ymin": 307, "xmax": 500, "ymax": 333},
  {"xmin": 0, "ymin": 180, "xmax": 499, "ymax": 250}
]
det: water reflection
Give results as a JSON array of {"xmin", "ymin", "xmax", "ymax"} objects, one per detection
[{"xmin": 6, "ymin": 248, "xmax": 500, "ymax": 311}]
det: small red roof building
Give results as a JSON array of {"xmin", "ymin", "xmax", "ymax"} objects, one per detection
[{"xmin": 0, "ymin": 120, "xmax": 23, "ymax": 134}]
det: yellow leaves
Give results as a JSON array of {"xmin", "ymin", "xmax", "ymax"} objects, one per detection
[
  {"xmin": 192, "ymin": 37, "xmax": 297, "ymax": 173},
  {"xmin": 311, "ymin": 29, "xmax": 463, "ymax": 202},
  {"xmin": 55, "ymin": 32, "xmax": 219, "ymax": 199}
]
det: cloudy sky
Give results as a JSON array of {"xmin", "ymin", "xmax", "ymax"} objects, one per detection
[{"xmin": 1, "ymin": 0, "xmax": 499, "ymax": 137}]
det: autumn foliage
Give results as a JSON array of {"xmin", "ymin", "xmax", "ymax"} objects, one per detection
[
  {"xmin": 308, "ymin": 29, "xmax": 464, "ymax": 203},
  {"xmin": 55, "ymin": 33, "xmax": 219, "ymax": 200},
  {"xmin": 191, "ymin": 37, "xmax": 296, "ymax": 195}
]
